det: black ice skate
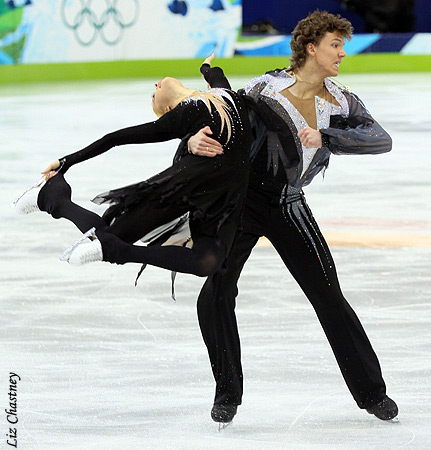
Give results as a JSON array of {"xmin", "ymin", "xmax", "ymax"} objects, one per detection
[
  {"xmin": 366, "ymin": 395, "xmax": 398, "ymax": 420},
  {"xmin": 211, "ymin": 403, "xmax": 237, "ymax": 429}
]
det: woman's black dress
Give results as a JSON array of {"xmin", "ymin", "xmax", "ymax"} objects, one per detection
[{"xmin": 58, "ymin": 66, "xmax": 252, "ymax": 251}]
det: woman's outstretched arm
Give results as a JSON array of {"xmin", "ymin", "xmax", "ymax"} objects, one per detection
[{"xmin": 42, "ymin": 109, "xmax": 184, "ymax": 178}]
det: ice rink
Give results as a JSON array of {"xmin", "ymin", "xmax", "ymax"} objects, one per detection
[{"xmin": 1, "ymin": 71, "xmax": 431, "ymax": 449}]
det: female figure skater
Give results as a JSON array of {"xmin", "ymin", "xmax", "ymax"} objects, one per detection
[{"xmin": 15, "ymin": 55, "xmax": 252, "ymax": 278}]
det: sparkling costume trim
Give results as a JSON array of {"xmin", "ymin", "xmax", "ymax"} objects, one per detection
[
  {"xmin": 281, "ymin": 193, "xmax": 333, "ymax": 285},
  {"xmin": 245, "ymin": 72, "xmax": 350, "ymax": 178},
  {"xmin": 245, "ymin": 72, "xmax": 347, "ymax": 282},
  {"xmin": 182, "ymin": 88, "xmax": 239, "ymax": 144},
  {"xmin": 259, "ymin": 74, "xmax": 346, "ymax": 176}
]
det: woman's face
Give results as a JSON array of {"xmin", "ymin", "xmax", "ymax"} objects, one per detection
[
  {"xmin": 310, "ymin": 31, "xmax": 347, "ymax": 78},
  {"xmin": 152, "ymin": 77, "xmax": 183, "ymax": 117}
]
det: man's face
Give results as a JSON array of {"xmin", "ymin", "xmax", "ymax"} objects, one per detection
[{"xmin": 311, "ymin": 31, "xmax": 347, "ymax": 77}]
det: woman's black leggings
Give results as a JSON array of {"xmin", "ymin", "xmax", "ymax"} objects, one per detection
[{"xmin": 38, "ymin": 174, "xmax": 226, "ymax": 276}]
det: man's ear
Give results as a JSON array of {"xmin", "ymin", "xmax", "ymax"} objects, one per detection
[{"xmin": 307, "ymin": 42, "xmax": 315, "ymax": 55}]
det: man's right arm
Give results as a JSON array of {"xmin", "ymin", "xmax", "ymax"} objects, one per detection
[
  {"xmin": 188, "ymin": 71, "xmax": 273, "ymax": 157},
  {"xmin": 187, "ymin": 126, "xmax": 223, "ymax": 157}
]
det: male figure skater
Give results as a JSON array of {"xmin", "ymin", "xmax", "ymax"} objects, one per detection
[{"xmin": 187, "ymin": 10, "xmax": 398, "ymax": 424}]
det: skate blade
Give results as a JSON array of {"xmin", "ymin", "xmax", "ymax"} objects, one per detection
[
  {"xmin": 60, "ymin": 227, "xmax": 97, "ymax": 262},
  {"xmin": 10, "ymin": 176, "xmax": 45, "ymax": 209},
  {"xmin": 218, "ymin": 421, "xmax": 232, "ymax": 431}
]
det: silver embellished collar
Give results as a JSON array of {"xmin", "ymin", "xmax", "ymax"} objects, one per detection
[
  {"xmin": 261, "ymin": 71, "xmax": 349, "ymax": 118},
  {"xmin": 260, "ymin": 71, "xmax": 349, "ymax": 176}
]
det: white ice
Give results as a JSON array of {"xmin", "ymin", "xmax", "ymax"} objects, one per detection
[{"xmin": 1, "ymin": 73, "xmax": 431, "ymax": 449}]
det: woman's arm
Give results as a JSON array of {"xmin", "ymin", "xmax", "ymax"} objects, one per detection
[
  {"xmin": 42, "ymin": 111, "xmax": 182, "ymax": 178},
  {"xmin": 199, "ymin": 52, "xmax": 231, "ymax": 90},
  {"xmin": 200, "ymin": 65, "xmax": 231, "ymax": 90}
]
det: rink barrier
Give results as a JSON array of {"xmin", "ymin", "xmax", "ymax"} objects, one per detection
[{"xmin": 1, "ymin": 54, "xmax": 431, "ymax": 84}]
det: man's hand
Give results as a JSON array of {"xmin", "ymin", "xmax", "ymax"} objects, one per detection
[
  {"xmin": 188, "ymin": 126, "xmax": 223, "ymax": 157},
  {"xmin": 41, "ymin": 159, "xmax": 60, "ymax": 181},
  {"xmin": 298, "ymin": 126, "xmax": 322, "ymax": 149}
]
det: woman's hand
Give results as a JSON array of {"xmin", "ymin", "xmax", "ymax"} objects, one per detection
[
  {"xmin": 41, "ymin": 159, "xmax": 60, "ymax": 181},
  {"xmin": 188, "ymin": 126, "xmax": 223, "ymax": 157},
  {"xmin": 202, "ymin": 52, "xmax": 215, "ymax": 66},
  {"xmin": 202, "ymin": 53, "xmax": 215, "ymax": 88},
  {"xmin": 298, "ymin": 127, "xmax": 322, "ymax": 149}
]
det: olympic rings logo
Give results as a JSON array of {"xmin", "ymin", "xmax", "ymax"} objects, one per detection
[{"xmin": 61, "ymin": 0, "xmax": 140, "ymax": 46}]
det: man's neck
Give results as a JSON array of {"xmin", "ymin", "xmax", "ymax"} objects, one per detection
[{"xmin": 289, "ymin": 66, "xmax": 326, "ymax": 99}]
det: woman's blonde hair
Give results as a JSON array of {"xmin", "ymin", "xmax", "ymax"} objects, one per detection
[
  {"xmin": 153, "ymin": 89, "xmax": 234, "ymax": 143},
  {"xmin": 183, "ymin": 90, "xmax": 234, "ymax": 143}
]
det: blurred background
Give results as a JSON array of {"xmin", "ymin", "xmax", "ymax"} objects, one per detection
[
  {"xmin": 243, "ymin": 0, "xmax": 423, "ymax": 34},
  {"xmin": 1, "ymin": 0, "xmax": 430, "ymax": 80}
]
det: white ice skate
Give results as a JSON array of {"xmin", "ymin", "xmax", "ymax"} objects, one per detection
[
  {"xmin": 67, "ymin": 239, "xmax": 103, "ymax": 266},
  {"xmin": 11, "ymin": 177, "xmax": 45, "ymax": 215},
  {"xmin": 60, "ymin": 227, "xmax": 102, "ymax": 265}
]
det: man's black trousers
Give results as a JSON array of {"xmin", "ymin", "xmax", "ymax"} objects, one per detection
[{"xmin": 197, "ymin": 185, "xmax": 387, "ymax": 409}]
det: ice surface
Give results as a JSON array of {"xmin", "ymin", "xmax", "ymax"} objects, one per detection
[{"xmin": 1, "ymin": 73, "xmax": 430, "ymax": 449}]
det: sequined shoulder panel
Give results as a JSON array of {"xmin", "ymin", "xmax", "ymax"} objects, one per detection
[
  {"xmin": 323, "ymin": 78, "xmax": 349, "ymax": 117},
  {"xmin": 244, "ymin": 74, "xmax": 274, "ymax": 95},
  {"xmin": 256, "ymin": 74, "xmax": 339, "ymax": 175},
  {"xmin": 255, "ymin": 73, "xmax": 352, "ymax": 176}
]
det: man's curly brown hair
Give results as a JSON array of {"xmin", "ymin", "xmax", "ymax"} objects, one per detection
[{"xmin": 290, "ymin": 10, "xmax": 353, "ymax": 70}]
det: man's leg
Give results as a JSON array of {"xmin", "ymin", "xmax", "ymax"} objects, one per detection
[
  {"xmin": 196, "ymin": 186, "xmax": 272, "ymax": 422},
  {"xmin": 197, "ymin": 230, "xmax": 259, "ymax": 422},
  {"xmin": 265, "ymin": 196, "xmax": 397, "ymax": 418}
]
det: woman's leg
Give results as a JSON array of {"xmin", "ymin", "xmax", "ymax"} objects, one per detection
[
  {"xmin": 37, "ymin": 173, "xmax": 109, "ymax": 233},
  {"xmin": 40, "ymin": 174, "xmax": 227, "ymax": 276},
  {"xmin": 98, "ymin": 230, "xmax": 226, "ymax": 277},
  {"xmin": 38, "ymin": 173, "xmax": 188, "ymax": 244}
]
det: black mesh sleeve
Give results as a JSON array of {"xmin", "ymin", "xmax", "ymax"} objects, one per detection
[
  {"xmin": 58, "ymin": 108, "xmax": 183, "ymax": 173},
  {"xmin": 320, "ymin": 92, "xmax": 392, "ymax": 155}
]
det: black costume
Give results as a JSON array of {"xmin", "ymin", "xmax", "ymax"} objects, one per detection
[
  {"xmin": 38, "ymin": 65, "xmax": 252, "ymax": 276},
  {"xmin": 196, "ymin": 70, "xmax": 393, "ymax": 411}
]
